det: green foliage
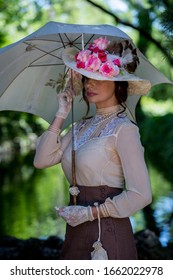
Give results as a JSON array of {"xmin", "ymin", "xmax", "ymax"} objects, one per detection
[
  {"xmin": 160, "ymin": 7, "xmax": 173, "ymax": 35},
  {"xmin": 137, "ymin": 107, "xmax": 173, "ymax": 187},
  {"xmin": 148, "ymin": 164, "xmax": 172, "ymax": 200},
  {"xmin": 160, "ymin": 8, "xmax": 173, "ymax": 60}
]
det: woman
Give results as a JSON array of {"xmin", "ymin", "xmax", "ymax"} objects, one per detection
[{"xmin": 34, "ymin": 37, "xmax": 152, "ymax": 260}]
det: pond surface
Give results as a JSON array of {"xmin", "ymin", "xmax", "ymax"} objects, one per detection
[
  {"xmin": 0, "ymin": 165, "xmax": 68, "ymax": 239},
  {"xmin": 154, "ymin": 195, "xmax": 173, "ymax": 246},
  {"xmin": 0, "ymin": 164, "xmax": 172, "ymax": 247}
]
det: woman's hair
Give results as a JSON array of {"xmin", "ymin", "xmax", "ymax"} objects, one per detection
[{"xmin": 82, "ymin": 76, "xmax": 128, "ymax": 117}]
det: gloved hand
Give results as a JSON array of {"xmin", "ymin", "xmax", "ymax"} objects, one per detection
[
  {"xmin": 56, "ymin": 84, "xmax": 75, "ymax": 119},
  {"xmin": 55, "ymin": 205, "xmax": 95, "ymax": 227}
]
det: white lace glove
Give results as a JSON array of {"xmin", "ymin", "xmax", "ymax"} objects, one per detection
[
  {"xmin": 55, "ymin": 205, "xmax": 95, "ymax": 227},
  {"xmin": 56, "ymin": 85, "xmax": 75, "ymax": 119}
]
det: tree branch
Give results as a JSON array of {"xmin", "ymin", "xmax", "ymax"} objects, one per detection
[{"xmin": 85, "ymin": 0, "xmax": 173, "ymax": 65}]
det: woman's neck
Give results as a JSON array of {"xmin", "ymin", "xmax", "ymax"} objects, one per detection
[{"xmin": 96, "ymin": 104, "xmax": 121, "ymax": 115}]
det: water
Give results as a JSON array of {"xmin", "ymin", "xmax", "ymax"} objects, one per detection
[
  {"xmin": 154, "ymin": 195, "xmax": 173, "ymax": 246},
  {"xmin": 0, "ymin": 164, "xmax": 172, "ymax": 246}
]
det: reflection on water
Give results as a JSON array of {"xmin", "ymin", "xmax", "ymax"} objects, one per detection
[
  {"xmin": 131, "ymin": 194, "xmax": 173, "ymax": 247},
  {"xmin": 0, "ymin": 164, "xmax": 173, "ymax": 247},
  {"xmin": 0, "ymin": 165, "xmax": 68, "ymax": 240},
  {"xmin": 154, "ymin": 195, "xmax": 173, "ymax": 246}
]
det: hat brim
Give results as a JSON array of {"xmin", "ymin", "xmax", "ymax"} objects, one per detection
[{"xmin": 62, "ymin": 47, "xmax": 151, "ymax": 95}]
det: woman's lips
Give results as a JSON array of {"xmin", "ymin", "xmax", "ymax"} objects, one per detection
[{"xmin": 86, "ymin": 91, "xmax": 97, "ymax": 97}]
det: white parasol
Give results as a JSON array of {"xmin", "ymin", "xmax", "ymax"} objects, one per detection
[{"xmin": 0, "ymin": 21, "xmax": 172, "ymax": 128}]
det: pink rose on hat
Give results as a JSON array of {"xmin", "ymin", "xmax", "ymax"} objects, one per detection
[
  {"xmin": 99, "ymin": 61, "xmax": 120, "ymax": 77},
  {"xmin": 76, "ymin": 50, "xmax": 91, "ymax": 68},
  {"xmin": 93, "ymin": 37, "xmax": 110, "ymax": 50},
  {"xmin": 85, "ymin": 54, "xmax": 102, "ymax": 72},
  {"xmin": 74, "ymin": 36, "xmax": 127, "ymax": 78},
  {"xmin": 113, "ymin": 58, "xmax": 121, "ymax": 67}
]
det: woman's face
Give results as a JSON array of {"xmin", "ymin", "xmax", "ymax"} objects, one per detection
[{"xmin": 84, "ymin": 78, "xmax": 118, "ymax": 108}]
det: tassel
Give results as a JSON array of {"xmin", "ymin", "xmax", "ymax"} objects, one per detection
[
  {"xmin": 91, "ymin": 241, "xmax": 108, "ymax": 260},
  {"xmin": 91, "ymin": 203, "xmax": 108, "ymax": 260}
]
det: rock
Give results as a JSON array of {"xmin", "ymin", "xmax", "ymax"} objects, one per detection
[
  {"xmin": 134, "ymin": 229, "xmax": 172, "ymax": 259},
  {"xmin": 0, "ymin": 229, "xmax": 172, "ymax": 259},
  {"xmin": 0, "ymin": 235, "xmax": 63, "ymax": 260}
]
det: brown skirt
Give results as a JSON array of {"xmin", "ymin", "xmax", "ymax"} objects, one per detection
[{"xmin": 60, "ymin": 185, "xmax": 138, "ymax": 260}]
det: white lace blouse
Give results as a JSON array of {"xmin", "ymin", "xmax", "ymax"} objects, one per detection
[{"xmin": 34, "ymin": 105, "xmax": 152, "ymax": 218}]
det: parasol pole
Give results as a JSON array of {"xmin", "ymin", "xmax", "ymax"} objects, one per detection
[
  {"xmin": 70, "ymin": 33, "xmax": 85, "ymax": 205},
  {"xmin": 70, "ymin": 69, "xmax": 77, "ymax": 205}
]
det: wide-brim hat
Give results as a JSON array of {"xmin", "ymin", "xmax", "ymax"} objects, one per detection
[{"xmin": 62, "ymin": 45, "xmax": 151, "ymax": 96}]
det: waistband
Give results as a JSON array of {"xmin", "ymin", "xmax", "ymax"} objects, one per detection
[{"xmin": 69, "ymin": 185, "xmax": 122, "ymax": 206}]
